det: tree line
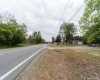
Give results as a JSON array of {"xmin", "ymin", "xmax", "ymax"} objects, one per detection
[
  {"xmin": 27, "ymin": 31, "xmax": 45, "ymax": 44},
  {"xmin": 0, "ymin": 12, "xmax": 45, "ymax": 46},
  {"xmin": 52, "ymin": 22, "xmax": 82, "ymax": 45}
]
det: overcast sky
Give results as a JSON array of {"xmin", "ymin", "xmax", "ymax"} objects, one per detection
[{"xmin": 0, "ymin": 0, "xmax": 85, "ymax": 41}]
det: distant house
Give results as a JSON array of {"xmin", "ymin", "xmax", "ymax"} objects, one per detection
[{"xmin": 73, "ymin": 40, "xmax": 83, "ymax": 45}]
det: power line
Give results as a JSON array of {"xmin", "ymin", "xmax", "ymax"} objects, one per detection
[
  {"xmin": 58, "ymin": 0, "xmax": 89, "ymax": 35},
  {"xmin": 68, "ymin": 0, "xmax": 89, "ymax": 22},
  {"xmin": 57, "ymin": 0, "xmax": 70, "ymax": 29},
  {"xmin": 63, "ymin": 0, "xmax": 74, "ymax": 22}
]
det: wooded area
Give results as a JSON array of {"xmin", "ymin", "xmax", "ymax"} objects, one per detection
[{"xmin": 0, "ymin": 12, "xmax": 45, "ymax": 47}]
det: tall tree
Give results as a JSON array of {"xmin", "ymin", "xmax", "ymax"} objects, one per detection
[
  {"xmin": 59, "ymin": 22, "xmax": 76, "ymax": 44},
  {"xmin": 0, "ymin": 12, "xmax": 27, "ymax": 46},
  {"xmin": 52, "ymin": 37, "xmax": 55, "ymax": 43},
  {"xmin": 28, "ymin": 35, "xmax": 34, "ymax": 44},
  {"xmin": 28, "ymin": 31, "xmax": 45, "ymax": 44},
  {"xmin": 79, "ymin": 0, "xmax": 100, "ymax": 43},
  {"xmin": 56, "ymin": 35, "xmax": 61, "ymax": 44}
]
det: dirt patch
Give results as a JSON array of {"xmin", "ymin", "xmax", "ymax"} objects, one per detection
[{"xmin": 32, "ymin": 49, "xmax": 100, "ymax": 80}]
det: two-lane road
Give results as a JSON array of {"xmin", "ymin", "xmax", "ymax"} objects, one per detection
[{"xmin": 0, "ymin": 44, "xmax": 47, "ymax": 80}]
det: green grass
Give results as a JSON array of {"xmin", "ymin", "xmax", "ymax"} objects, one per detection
[
  {"xmin": 84, "ymin": 50, "xmax": 100, "ymax": 60},
  {"xmin": 49, "ymin": 43, "xmax": 86, "ymax": 47},
  {"xmin": 89, "ymin": 50, "xmax": 100, "ymax": 55}
]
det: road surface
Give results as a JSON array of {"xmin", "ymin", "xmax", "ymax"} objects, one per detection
[{"xmin": 0, "ymin": 44, "xmax": 47, "ymax": 80}]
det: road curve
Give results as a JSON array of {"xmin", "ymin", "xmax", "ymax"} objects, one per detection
[{"xmin": 0, "ymin": 44, "xmax": 47, "ymax": 80}]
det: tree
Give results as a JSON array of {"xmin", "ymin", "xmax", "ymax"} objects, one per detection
[
  {"xmin": 74, "ymin": 36, "xmax": 83, "ymax": 41},
  {"xmin": 56, "ymin": 35, "xmax": 61, "ymax": 44},
  {"xmin": 11, "ymin": 23, "xmax": 27, "ymax": 45},
  {"xmin": 42, "ymin": 39, "xmax": 45, "ymax": 43},
  {"xmin": 59, "ymin": 22, "xmax": 76, "ymax": 44},
  {"xmin": 79, "ymin": 0, "xmax": 100, "ymax": 44},
  {"xmin": 28, "ymin": 35, "xmax": 34, "ymax": 44},
  {"xmin": 32, "ymin": 31, "xmax": 42, "ymax": 44},
  {"xmin": 87, "ymin": 29, "xmax": 100, "ymax": 43},
  {"xmin": 52, "ymin": 37, "xmax": 55, "ymax": 43},
  {"xmin": 0, "ymin": 12, "xmax": 27, "ymax": 46},
  {"xmin": 28, "ymin": 31, "xmax": 45, "ymax": 44}
]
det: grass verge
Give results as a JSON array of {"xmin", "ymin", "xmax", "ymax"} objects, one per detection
[
  {"xmin": 32, "ymin": 49, "xmax": 100, "ymax": 80},
  {"xmin": 49, "ymin": 43, "xmax": 86, "ymax": 47}
]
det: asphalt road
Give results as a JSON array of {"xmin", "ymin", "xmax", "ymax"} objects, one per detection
[{"xmin": 0, "ymin": 44, "xmax": 47, "ymax": 80}]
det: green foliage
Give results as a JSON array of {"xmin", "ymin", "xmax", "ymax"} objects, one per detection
[
  {"xmin": 56, "ymin": 35, "xmax": 61, "ymax": 43},
  {"xmin": 28, "ymin": 31, "xmax": 45, "ymax": 44},
  {"xmin": 28, "ymin": 35, "xmax": 34, "ymax": 44},
  {"xmin": 87, "ymin": 29, "xmax": 100, "ymax": 43},
  {"xmin": 59, "ymin": 22, "xmax": 76, "ymax": 44},
  {"xmin": 74, "ymin": 36, "xmax": 83, "ymax": 41},
  {"xmin": 41, "ymin": 39, "xmax": 45, "ymax": 43},
  {"xmin": 79, "ymin": 0, "xmax": 100, "ymax": 44},
  {"xmin": 52, "ymin": 37, "xmax": 55, "ymax": 43},
  {"xmin": 79, "ymin": 0, "xmax": 100, "ymax": 30},
  {"xmin": 0, "ymin": 12, "xmax": 27, "ymax": 46}
]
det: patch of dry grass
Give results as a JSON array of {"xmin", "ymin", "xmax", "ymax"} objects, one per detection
[
  {"xmin": 49, "ymin": 43, "xmax": 86, "ymax": 47},
  {"xmin": 32, "ymin": 49, "xmax": 100, "ymax": 80},
  {"xmin": 49, "ymin": 44, "xmax": 67, "ymax": 47}
]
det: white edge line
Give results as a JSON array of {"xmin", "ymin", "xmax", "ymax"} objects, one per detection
[{"xmin": 0, "ymin": 45, "xmax": 46, "ymax": 80}]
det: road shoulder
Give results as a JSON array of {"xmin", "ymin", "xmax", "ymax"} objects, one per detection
[{"xmin": 16, "ymin": 50, "xmax": 45, "ymax": 80}]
